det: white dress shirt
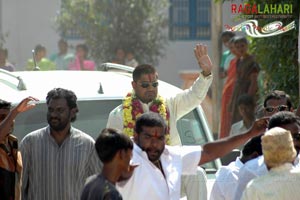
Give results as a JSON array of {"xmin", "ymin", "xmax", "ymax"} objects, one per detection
[
  {"xmin": 106, "ymin": 73, "xmax": 213, "ymax": 145},
  {"xmin": 234, "ymin": 154, "xmax": 300, "ymax": 200},
  {"xmin": 210, "ymin": 157, "xmax": 244, "ymax": 200},
  {"xmin": 233, "ymin": 155, "xmax": 267, "ymax": 200},
  {"xmin": 229, "ymin": 120, "xmax": 248, "ymax": 137},
  {"xmin": 242, "ymin": 163, "xmax": 300, "ymax": 200},
  {"xmin": 117, "ymin": 144, "xmax": 201, "ymax": 200}
]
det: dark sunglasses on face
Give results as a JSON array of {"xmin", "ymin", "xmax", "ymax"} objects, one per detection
[
  {"xmin": 265, "ymin": 105, "xmax": 288, "ymax": 113},
  {"xmin": 138, "ymin": 82, "xmax": 159, "ymax": 88}
]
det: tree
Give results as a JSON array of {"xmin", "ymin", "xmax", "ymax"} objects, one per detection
[
  {"xmin": 246, "ymin": 0, "xmax": 299, "ymax": 105},
  {"xmin": 55, "ymin": 0, "xmax": 169, "ymax": 66}
]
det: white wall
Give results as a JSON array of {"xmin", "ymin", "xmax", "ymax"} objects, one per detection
[
  {"xmin": 2, "ymin": 0, "xmax": 61, "ymax": 70},
  {"xmin": 1, "ymin": 0, "xmax": 233, "ymax": 87},
  {"xmin": 157, "ymin": 40, "xmax": 211, "ymax": 88}
]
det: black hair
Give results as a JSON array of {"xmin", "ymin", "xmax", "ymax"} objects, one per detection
[
  {"xmin": 135, "ymin": 112, "xmax": 166, "ymax": 134},
  {"xmin": 95, "ymin": 128, "xmax": 133, "ymax": 163},
  {"xmin": 233, "ymin": 36, "xmax": 248, "ymax": 45},
  {"xmin": 220, "ymin": 31, "xmax": 236, "ymax": 39},
  {"xmin": 132, "ymin": 64, "xmax": 157, "ymax": 82},
  {"xmin": 34, "ymin": 44, "xmax": 46, "ymax": 54},
  {"xmin": 263, "ymin": 90, "xmax": 292, "ymax": 110},
  {"xmin": 76, "ymin": 44, "xmax": 89, "ymax": 57},
  {"xmin": 268, "ymin": 111, "xmax": 300, "ymax": 129},
  {"xmin": 242, "ymin": 135, "xmax": 262, "ymax": 157},
  {"xmin": 0, "ymin": 99, "xmax": 11, "ymax": 110},
  {"xmin": 237, "ymin": 94, "xmax": 255, "ymax": 106},
  {"xmin": 46, "ymin": 88, "xmax": 78, "ymax": 122}
]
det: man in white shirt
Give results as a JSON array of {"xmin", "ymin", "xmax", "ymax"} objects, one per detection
[
  {"xmin": 210, "ymin": 135, "xmax": 262, "ymax": 200},
  {"xmin": 108, "ymin": 44, "xmax": 213, "ymax": 199},
  {"xmin": 232, "ymin": 90, "xmax": 295, "ymax": 200},
  {"xmin": 229, "ymin": 94, "xmax": 255, "ymax": 137},
  {"xmin": 117, "ymin": 112, "xmax": 267, "ymax": 200},
  {"xmin": 242, "ymin": 127, "xmax": 300, "ymax": 200},
  {"xmin": 233, "ymin": 110, "xmax": 300, "ymax": 200}
]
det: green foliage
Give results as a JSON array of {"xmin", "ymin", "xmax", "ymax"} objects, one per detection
[
  {"xmin": 55, "ymin": 0, "xmax": 169, "ymax": 65},
  {"xmin": 245, "ymin": 0, "xmax": 299, "ymax": 106}
]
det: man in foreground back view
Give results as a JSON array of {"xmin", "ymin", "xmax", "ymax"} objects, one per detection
[{"xmin": 242, "ymin": 126, "xmax": 300, "ymax": 200}]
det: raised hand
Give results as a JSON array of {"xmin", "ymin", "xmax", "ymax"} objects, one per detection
[
  {"xmin": 249, "ymin": 117, "xmax": 269, "ymax": 137},
  {"xmin": 194, "ymin": 44, "xmax": 213, "ymax": 76},
  {"xmin": 15, "ymin": 97, "xmax": 39, "ymax": 113}
]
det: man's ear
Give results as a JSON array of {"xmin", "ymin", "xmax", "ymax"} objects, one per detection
[
  {"xmin": 132, "ymin": 81, "xmax": 137, "ymax": 90},
  {"xmin": 70, "ymin": 108, "xmax": 78, "ymax": 119},
  {"xmin": 118, "ymin": 149, "xmax": 129, "ymax": 161}
]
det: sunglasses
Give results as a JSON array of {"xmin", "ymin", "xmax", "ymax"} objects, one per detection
[
  {"xmin": 138, "ymin": 82, "xmax": 159, "ymax": 88},
  {"xmin": 265, "ymin": 105, "xmax": 288, "ymax": 113}
]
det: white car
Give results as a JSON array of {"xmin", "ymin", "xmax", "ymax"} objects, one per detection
[{"xmin": 0, "ymin": 63, "xmax": 221, "ymax": 175}]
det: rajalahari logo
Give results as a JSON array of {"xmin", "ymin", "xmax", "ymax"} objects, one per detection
[
  {"xmin": 225, "ymin": 20, "xmax": 295, "ymax": 38},
  {"xmin": 231, "ymin": 3, "xmax": 293, "ymax": 15}
]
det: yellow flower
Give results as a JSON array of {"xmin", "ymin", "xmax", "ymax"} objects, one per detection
[{"xmin": 123, "ymin": 92, "xmax": 170, "ymax": 144}]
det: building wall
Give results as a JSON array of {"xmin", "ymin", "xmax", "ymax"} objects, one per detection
[
  {"xmin": 157, "ymin": 40, "xmax": 211, "ymax": 88},
  {"xmin": 1, "ymin": 0, "xmax": 234, "ymax": 88},
  {"xmin": 2, "ymin": 0, "xmax": 60, "ymax": 70}
]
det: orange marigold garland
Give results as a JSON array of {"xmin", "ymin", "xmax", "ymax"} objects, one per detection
[{"xmin": 123, "ymin": 91, "xmax": 170, "ymax": 144}]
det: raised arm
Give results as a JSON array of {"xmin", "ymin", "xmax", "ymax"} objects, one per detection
[
  {"xmin": 199, "ymin": 117, "xmax": 268, "ymax": 165},
  {"xmin": 0, "ymin": 97, "xmax": 38, "ymax": 140},
  {"xmin": 194, "ymin": 44, "xmax": 213, "ymax": 76}
]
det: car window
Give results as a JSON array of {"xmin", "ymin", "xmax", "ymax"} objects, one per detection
[
  {"xmin": 177, "ymin": 108, "xmax": 219, "ymax": 174},
  {"xmin": 13, "ymin": 99, "xmax": 122, "ymax": 140}
]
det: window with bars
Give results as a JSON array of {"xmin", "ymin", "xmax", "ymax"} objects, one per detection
[{"xmin": 169, "ymin": 0, "xmax": 211, "ymax": 40}]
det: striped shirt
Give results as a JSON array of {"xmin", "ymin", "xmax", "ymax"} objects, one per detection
[{"xmin": 20, "ymin": 126, "xmax": 102, "ymax": 200}]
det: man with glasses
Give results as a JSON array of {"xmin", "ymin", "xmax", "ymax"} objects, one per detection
[
  {"xmin": 107, "ymin": 44, "xmax": 212, "ymax": 200},
  {"xmin": 263, "ymin": 90, "xmax": 292, "ymax": 116},
  {"xmin": 232, "ymin": 90, "xmax": 297, "ymax": 200}
]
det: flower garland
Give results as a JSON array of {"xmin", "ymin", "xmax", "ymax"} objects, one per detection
[{"xmin": 123, "ymin": 91, "xmax": 170, "ymax": 143}]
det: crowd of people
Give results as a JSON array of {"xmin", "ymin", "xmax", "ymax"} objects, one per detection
[
  {"xmin": 215, "ymin": 30, "xmax": 300, "ymax": 200},
  {"xmin": 219, "ymin": 31, "xmax": 260, "ymax": 139},
  {"xmin": 0, "ymin": 41, "xmax": 300, "ymax": 200},
  {"xmin": 0, "ymin": 39, "xmax": 139, "ymax": 72}
]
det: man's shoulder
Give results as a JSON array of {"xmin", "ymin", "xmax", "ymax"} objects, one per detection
[
  {"xmin": 231, "ymin": 120, "xmax": 244, "ymax": 131},
  {"xmin": 109, "ymin": 104, "xmax": 123, "ymax": 116},
  {"xmin": 164, "ymin": 145, "xmax": 201, "ymax": 156},
  {"xmin": 240, "ymin": 156, "xmax": 267, "ymax": 176},
  {"xmin": 20, "ymin": 127, "xmax": 48, "ymax": 145},
  {"xmin": 85, "ymin": 174, "xmax": 100, "ymax": 186},
  {"xmin": 70, "ymin": 127, "xmax": 95, "ymax": 143},
  {"xmin": 244, "ymin": 156, "xmax": 264, "ymax": 168},
  {"xmin": 25, "ymin": 127, "xmax": 48, "ymax": 138}
]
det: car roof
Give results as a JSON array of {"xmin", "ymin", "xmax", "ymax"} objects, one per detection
[{"xmin": 0, "ymin": 69, "xmax": 183, "ymax": 104}]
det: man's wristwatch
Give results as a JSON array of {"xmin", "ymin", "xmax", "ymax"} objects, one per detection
[{"xmin": 201, "ymin": 71, "xmax": 212, "ymax": 77}]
